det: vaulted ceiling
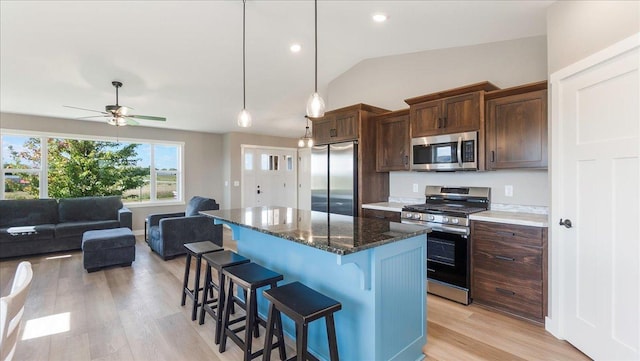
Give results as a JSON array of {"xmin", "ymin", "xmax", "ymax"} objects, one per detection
[{"xmin": 0, "ymin": 1, "xmax": 552, "ymax": 138}]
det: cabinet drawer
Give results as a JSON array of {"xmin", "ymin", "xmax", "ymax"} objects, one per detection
[
  {"xmin": 473, "ymin": 273, "xmax": 543, "ymax": 321},
  {"xmin": 473, "ymin": 239, "xmax": 542, "ymax": 279},
  {"xmin": 362, "ymin": 208, "xmax": 401, "ymax": 222},
  {"xmin": 472, "ymin": 221, "xmax": 543, "ymax": 247}
]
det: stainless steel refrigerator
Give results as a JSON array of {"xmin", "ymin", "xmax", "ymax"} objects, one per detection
[{"xmin": 311, "ymin": 141, "xmax": 358, "ymax": 216}]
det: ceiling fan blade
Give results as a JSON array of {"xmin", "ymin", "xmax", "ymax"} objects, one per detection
[
  {"xmin": 77, "ymin": 115, "xmax": 110, "ymax": 119},
  {"xmin": 125, "ymin": 118, "xmax": 140, "ymax": 126},
  {"xmin": 63, "ymin": 105, "xmax": 108, "ymax": 114},
  {"xmin": 128, "ymin": 114, "xmax": 166, "ymax": 121}
]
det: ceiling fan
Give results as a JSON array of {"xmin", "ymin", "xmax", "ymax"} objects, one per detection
[{"xmin": 64, "ymin": 81, "xmax": 166, "ymax": 126}]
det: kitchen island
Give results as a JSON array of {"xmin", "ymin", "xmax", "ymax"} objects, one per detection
[{"xmin": 201, "ymin": 206, "xmax": 429, "ymax": 361}]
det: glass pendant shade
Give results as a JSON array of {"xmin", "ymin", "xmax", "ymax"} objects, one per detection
[
  {"xmin": 306, "ymin": 92, "xmax": 325, "ymax": 118},
  {"xmin": 237, "ymin": 108, "xmax": 252, "ymax": 127}
]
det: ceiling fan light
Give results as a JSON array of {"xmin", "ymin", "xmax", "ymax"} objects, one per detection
[
  {"xmin": 107, "ymin": 117, "xmax": 128, "ymax": 127},
  {"xmin": 237, "ymin": 108, "xmax": 252, "ymax": 127},
  {"xmin": 306, "ymin": 92, "xmax": 325, "ymax": 118},
  {"xmin": 307, "ymin": 138, "xmax": 314, "ymax": 148},
  {"xmin": 298, "ymin": 138, "xmax": 305, "ymax": 147}
]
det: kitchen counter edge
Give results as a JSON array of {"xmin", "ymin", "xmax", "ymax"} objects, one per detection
[{"xmin": 470, "ymin": 210, "xmax": 548, "ymax": 227}]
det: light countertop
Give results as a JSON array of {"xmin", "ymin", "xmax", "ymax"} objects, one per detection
[
  {"xmin": 361, "ymin": 202, "xmax": 411, "ymax": 212},
  {"xmin": 470, "ymin": 210, "xmax": 548, "ymax": 227}
]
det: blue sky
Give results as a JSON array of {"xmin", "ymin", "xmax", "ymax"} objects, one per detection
[{"xmin": 2, "ymin": 135, "xmax": 177, "ymax": 170}]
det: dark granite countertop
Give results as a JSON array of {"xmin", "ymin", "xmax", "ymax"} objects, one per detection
[{"xmin": 201, "ymin": 206, "xmax": 430, "ymax": 255}]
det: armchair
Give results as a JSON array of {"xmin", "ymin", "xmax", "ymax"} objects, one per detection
[{"xmin": 146, "ymin": 196, "xmax": 223, "ymax": 260}]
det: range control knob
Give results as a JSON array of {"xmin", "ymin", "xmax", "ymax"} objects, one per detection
[
  {"xmin": 427, "ymin": 215, "xmax": 435, "ymax": 221},
  {"xmin": 442, "ymin": 217, "xmax": 449, "ymax": 223},
  {"xmin": 413, "ymin": 214, "xmax": 422, "ymax": 220},
  {"xmin": 451, "ymin": 218, "xmax": 459, "ymax": 224},
  {"xmin": 405, "ymin": 212, "xmax": 412, "ymax": 219}
]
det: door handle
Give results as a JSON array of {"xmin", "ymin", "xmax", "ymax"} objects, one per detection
[
  {"xmin": 559, "ymin": 218, "xmax": 572, "ymax": 228},
  {"xmin": 495, "ymin": 255, "xmax": 515, "ymax": 262}
]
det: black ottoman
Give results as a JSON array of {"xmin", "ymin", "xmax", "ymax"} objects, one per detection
[{"xmin": 82, "ymin": 227, "xmax": 135, "ymax": 272}]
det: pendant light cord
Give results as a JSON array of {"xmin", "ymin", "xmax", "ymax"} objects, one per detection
[
  {"xmin": 242, "ymin": 0, "xmax": 247, "ymax": 109},
  {"xmin": 314, "ymin": 0, "xmax": 318, "ymax": 93}
]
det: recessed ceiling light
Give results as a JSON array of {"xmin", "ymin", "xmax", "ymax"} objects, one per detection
[
  {"xmin": 290, "ymin": 43, "xmax": 302, "ymax": 53},
  {"xmin": 372, "ymin": 13, "xmax": 388, "ymax": 23}
]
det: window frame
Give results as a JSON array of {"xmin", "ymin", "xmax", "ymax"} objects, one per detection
[{"xmin": 0, "ymin": 129, "xmax": 185, "ymax": 205}]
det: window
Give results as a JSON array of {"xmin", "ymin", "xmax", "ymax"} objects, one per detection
[
  {"xmin": 0, "ymin": 131, "xmax": 183, "ymax": 204},
  {"xmin": 1, "ymin": 135, "xmax": 41, "ymax": 199}
]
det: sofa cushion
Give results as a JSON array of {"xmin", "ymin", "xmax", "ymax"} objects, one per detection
[
  {"xmin": 0, "ymin": 199, "xmax": 58, "ymax": 228},
  {"xmin": 55, "ymin": 220, "xmax": 120, "ymax": 239},
  {"xmin": 58, "ymin": 196, "xmax": 123, "ymax": 222},
  {"xmin": 185, "ymin": 196, "xmax": 219, "ymax": 217},
  {"xmin": 0, "ymin": 224, "xmax": 56, "ymax": 243}
]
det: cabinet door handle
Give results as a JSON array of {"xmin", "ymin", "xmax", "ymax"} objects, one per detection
[
  {"xmin": 491, "ymin": 150, "xmax": 495, "ymax": 162},
  {"xmin": 404, "ymin": 155, "xmax": 409, "ymax": 165},
  {"xmin": 496, "ymin": 231, "xmax": 516, "ymax": 237},
  {"xmin": 436, "ymin": 118, "xmax": 442, "ymax": 128},
  {"xmin": 442, "ymin": 117, "xmax": 447, "ymax": 128},
  {"xmin": 427, "ymin": 268, "xmax": 436, "ymax": 273},
  {"xmin": 496, "ymin": 287, "xmax": 515, "ymax": 296},
  {"xmin": 495, "ymin": 255, "xmax": 515, "ymax": 262},
  {"xmin": 374, "ymin": 215, "xmax": 385, "ymax": 219}
]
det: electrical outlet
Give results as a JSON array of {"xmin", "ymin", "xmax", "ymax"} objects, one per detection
[
  {"xmin": 413, "ymin": 184, "xmax": 419, "ymax": 193},
  {"xmin": 233, "ymin": 180, "xmax": 240, "ymax": 187},
  {"xmin": 505, "ymin": 185, "xmax": 513, "ymax": 197}
]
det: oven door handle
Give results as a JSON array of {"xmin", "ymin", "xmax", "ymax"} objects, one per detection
[
  {"xmin": 429, "ymin": 224, "xmax": 469, "ymax": 236},
  {"xmin": 457, "ymin": 136, "xmax": 463, "ymax": 167}
]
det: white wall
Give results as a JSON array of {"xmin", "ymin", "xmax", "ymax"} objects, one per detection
[
  {"xmin": 547, "ymin": 0, "xmax": 640, "ymax": 74},
  {"xmin": 0, "ymin": 112, "xmax": 224, "ymax": 231},
  {"xmin": 327, "ymin": 36, "xmax": 550, "ymax": 207}
]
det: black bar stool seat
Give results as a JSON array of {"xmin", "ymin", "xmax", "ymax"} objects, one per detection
[
  {"xmin": 199, "ymin": 250, "xmax": 251, "ymax": 344},
  {"xmin": 220, "ymin": 262, "xmax": 286, "ymax": 361},
  {"xmin": 263, "ymin": 281, "xmax": 342, "ymax": 361},
  {"xmin": 181, "ymin": 241, "xmax": 223, "ymax": 321}
]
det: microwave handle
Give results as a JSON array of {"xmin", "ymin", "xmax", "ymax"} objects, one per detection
[{"xmin": 457, "ymin": 136, "xmax": 463, "ymax": 167}]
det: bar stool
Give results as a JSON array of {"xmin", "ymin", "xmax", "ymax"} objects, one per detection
[
  {"xmin": 219, "ymin": 262, "xmax": 286, "ymax": 361},
  {"xmin": 263, "ymin": 281, "xmax": 342, "ymax": 361},
  {"xmin": 181, "ymin": 241, "xmax": 223, "ymax": 321},
  {"xmin": 199, "ymin": 250, "xmax": 250, "ymax": 344}
]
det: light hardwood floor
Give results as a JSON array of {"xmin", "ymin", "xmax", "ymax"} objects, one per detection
[{"xmin": 1, "ymin": 233, "xmax": 589, "ymax": 361}]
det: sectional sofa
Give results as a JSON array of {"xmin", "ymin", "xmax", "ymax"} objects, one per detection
[{"xmin": 0, "ymin": 196, "xmax": 132, "ymax": 259}]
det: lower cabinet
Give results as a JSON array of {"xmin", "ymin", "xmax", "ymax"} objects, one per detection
[
  {"xmin": 471, "ymin": 220, "xmax": 547, "ymax": 323},
  {"xmin": 362, "ymin": 208, "xmax": 401, "ymax": 223}
]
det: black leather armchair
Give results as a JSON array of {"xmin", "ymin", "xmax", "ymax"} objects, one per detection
[{"xmin": 146, "ymin": 196, "xmax": 223, "ymax": 260}]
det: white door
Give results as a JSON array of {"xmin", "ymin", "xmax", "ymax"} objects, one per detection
[
  {"xmin": 549, "ymin": 34, "xmax": 639, "ymax": 360},
  {"xmin": 241, "ymin": 146, "xmax": 297, "ymax": 208}
]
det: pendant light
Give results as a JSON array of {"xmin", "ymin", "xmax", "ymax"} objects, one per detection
[
  {"xmin": 237, "ymin": 0, "xmax": 252, "ymax": 127},
  {"xmin": 298, "ymin": 116, "xmax": 314, "ymax": 148},
  {"xmin": 305, "ymin": 0, "xmax": 325, "ymax": 118}
]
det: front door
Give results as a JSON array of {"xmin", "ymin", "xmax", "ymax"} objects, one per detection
[
  {"xmin": 241, "ymin": 146, "xmax": 297, "ymax": 209},
  {"xmin": 550, "ymin": 34, "xmax": 639, "ymax": 360}
]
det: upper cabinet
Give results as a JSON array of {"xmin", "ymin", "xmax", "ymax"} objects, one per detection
[
  {"xmin": 405, "ymin": 81, "xmax": 499, "ymax": 137},
  {"xmin": 311, "ymin": 104, "xmax": 387, "ymax": 145},
  {"xmin": 485, "ymin": 81, "xmax": 548, "ymax": 170},
  {"xmin": 376, "ymin": 109, "xmax": 410, "ymax": 172}
]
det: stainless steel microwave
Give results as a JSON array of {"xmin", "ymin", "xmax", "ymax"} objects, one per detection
[{"xmin": 411, "ymin": 131, "xmax": 477, "ymax": 171}]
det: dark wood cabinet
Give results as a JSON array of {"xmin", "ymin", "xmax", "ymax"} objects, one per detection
[
  {"xmin": 362, "ymin": 208, "xmax": 401, "ymax": 223},
  {"xmin": 485, "ymin": 81, "xmax": 548, "ymax": 170},
  {"xmin": 376, "ymin": 109, "xmax": 410, "ymax": 172},
  {"xmin": 311, "ymin": 110, "xmax": 361, "ymax": 145},
  {"xmin": 471, "ymin": 220, "xmax": 548, "ymax": 323},
  {"xmin": 405, "ymin": 81, "xmax": 498, "ymax": 137},
  {"xmin": 311, "ymin": 104, "xmax": 390, "ymax": 216}
]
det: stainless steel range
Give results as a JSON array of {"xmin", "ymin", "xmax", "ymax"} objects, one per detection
[{"xmin": 402, "ymin": 185, "xmax": 490, "ymax": 304}]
